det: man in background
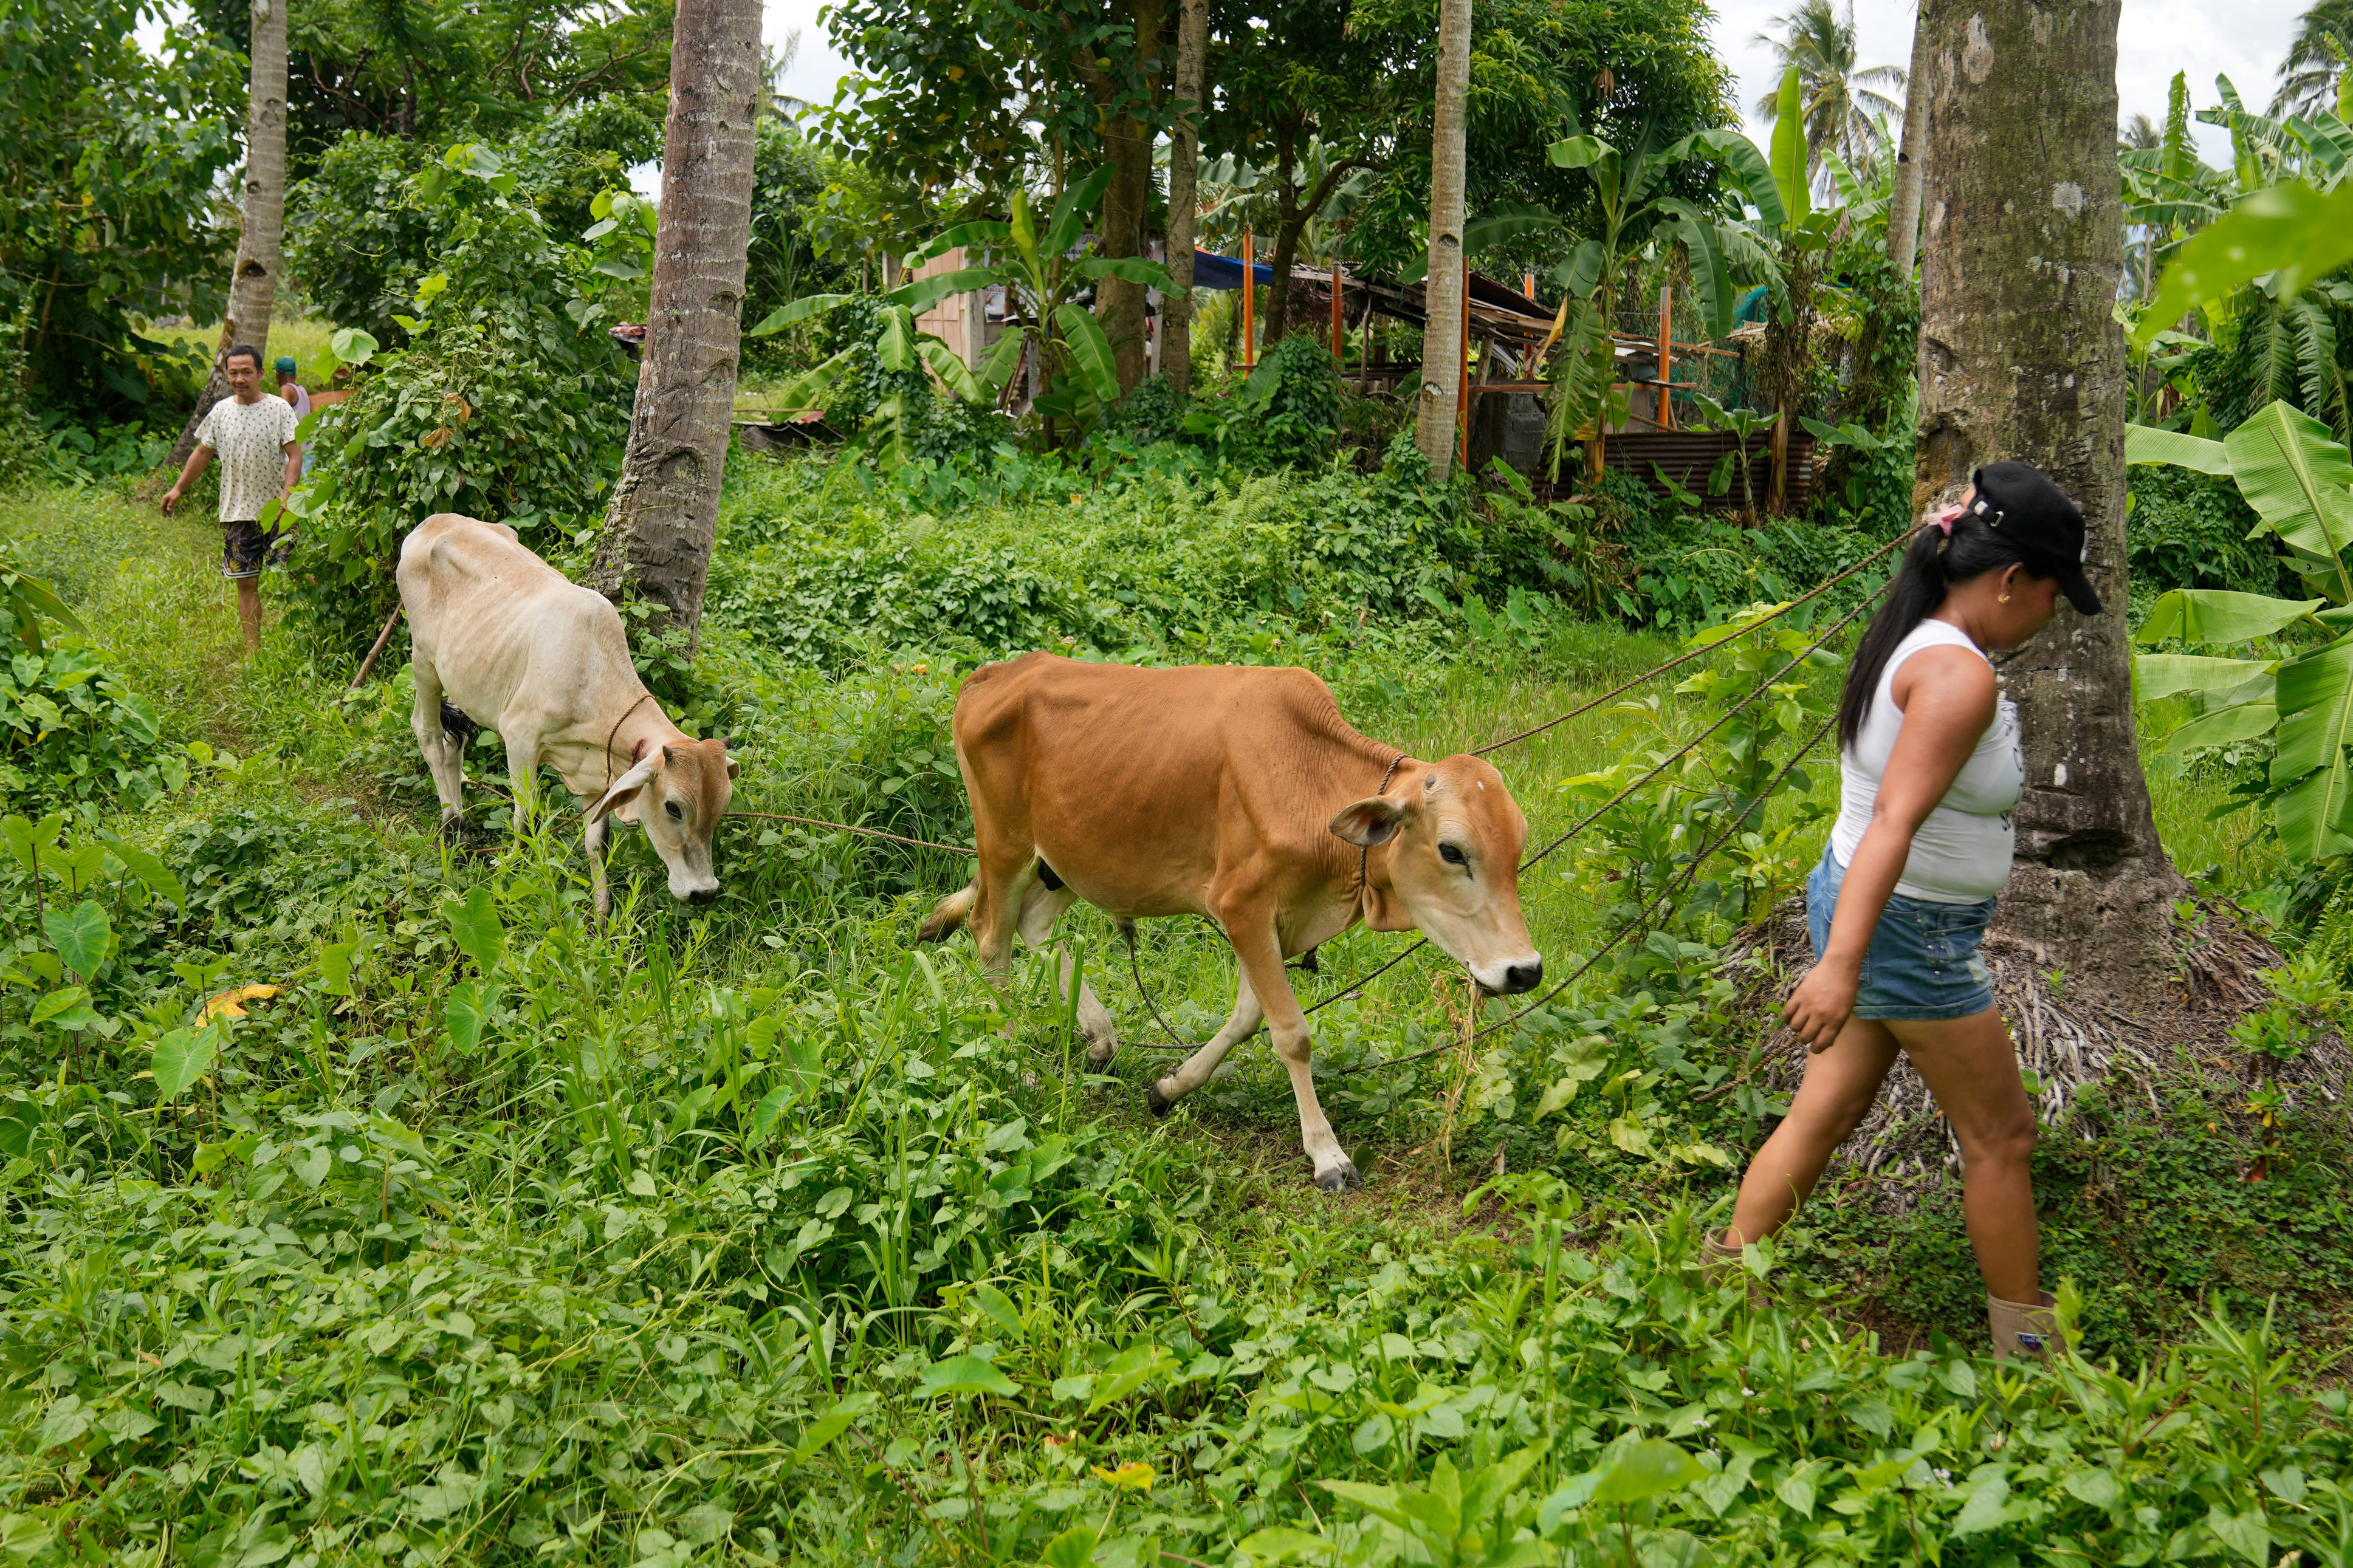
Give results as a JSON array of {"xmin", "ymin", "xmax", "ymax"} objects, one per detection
[
  {"xmin": 160, "ymin": 344, "xmax": 301, "ymax": 655},
  {"xmin": 273, "ymin": 356, "xmax": 314, "ymax": 476}
]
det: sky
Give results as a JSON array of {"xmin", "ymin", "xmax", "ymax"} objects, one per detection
[
  {"xmin": 145, "ymin": 0, "xmax": 2311, "ymax": 187},
  {"xmin": 757, "ymin": 0, "xmax": 2311, "ymax": 171}
]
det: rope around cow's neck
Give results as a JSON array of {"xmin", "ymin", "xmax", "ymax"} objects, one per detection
[
  {"xmin": 600, "ymin": 691, "xmax": 657, "ymax": 792},
  {"xmin": 1356, "ymin": 752, "xmax": 1407, "ymax": 905}
]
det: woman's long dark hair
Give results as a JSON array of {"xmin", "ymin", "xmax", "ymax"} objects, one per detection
[{"xmin": 1837, "ymin": 505, "xmax": 2044, "ymax": 749}]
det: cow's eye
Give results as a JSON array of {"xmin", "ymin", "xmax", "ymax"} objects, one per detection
[
  {"xmin": 1438, "ymin": 843, "xmax": 1467, "ymax": 867},
  {"xmin": 664, "ymin": 801, "xmax": 684, "ymax": 821}
]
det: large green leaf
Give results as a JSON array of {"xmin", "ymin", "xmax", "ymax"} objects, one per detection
[
  {"xmin": 1548, "ymin": 239, "xmax": 1606, "ymax": 301},
  {"xmin": 905, "ymin": 219, "xmax": 1011, "ymax": 267},
  {"xmin": 2137, "ymin": 179, "xmax": 2353, "ymax": 347},
  {"xmin": 2270, "ymin": 637, "xmax": 2353, "ymax": 859},
  {"xmin": 442, "ymin": 885, "xmax": 502, "ymax": 974},
  {"xmin": 2134, "ymin": 653, "xmax": 2276, "ymax": 702},
  {"xmin": 2224, "ymin": 400, "xmax": 2353, "ymax": 599},
  {"xmin": 916, "ymin": 337, "xmax": 983, "ymax": 403},
  {"xmin": 1043, "ymin": 165, "xmax": 1116, "ymax": 258},
  {"xmin": 101, "ymin": 839, "xmax": 184, "ymax": 908},
  {"xmin": 1673, "ymin": 129, "xmax": 1785, "ymax": 228},
  {"xmin": 1074, "ymin": 255, "xmax": 1174, "ymax": 289},
  {"xmin": 1768, "ymin": 66, "xmax": 1810, "ymax": 225},
  {"xmin": 913, "ymin": 1354, "xmax": 1017, "ymax": 1399},
  {"xmin": 765, "ymin": 347, "xmax": 854, "ymax": 419},
  {"xmin": 150, "ymin": 1027, "xmax": 218, "ymax": 1103},
  {"xmin": 746, "ymin": 292, "xmax": 853, "ymax": 337},
  {"xmin": 2134, "ymin": 588, "xmax": 2323, "ymax": 644},
  {"xmin": 2160, "ymin": 699, "xmax": 2279, "ymax": 756},
  {"xmin": 1657, "ymin": 205, "xmax": 1736, "ymax": 340},
  {"xmin": 884, "ymin": 267, "xmax": 999, "ymax": 318},
  {"xmin": 2125, "ymin": 424, "xmax": 2232, "ymax": 474},
  {"xmin": 977, "ymin": 327, "xmax": 1027, "ymax": 395},
  {"xmin": 43, "ymin": 903, "xmax": 109, "ymax": 984},
  {"xmin": 1546, "ymin": 134, "xmax": 1609, "ymax": 169},
  {"xmin": 1593, "ymin": 1439, "xmax": 1707, "ymax": 1505},
  {"xmin": 1008, "ymin": 185, "xmax": 1039, "ymax": 275},
  {"xmin": 1463, "ymin": 202, "xmax": 1562, "ymax": 254},
  {"xmin": 445, "ymin": 979, "xmax": 495, "ymax": 1053},
  {"xmin": 1051, "ymin": 303, "xmax": 1121, "ymax": 406},
  {"xmin": 877, "ymin": 306, "xmax": 919, "ymax": 372},
  {"xmin": 788, "ymin": 1391, "xmax": 877, "ymax": 1465}
]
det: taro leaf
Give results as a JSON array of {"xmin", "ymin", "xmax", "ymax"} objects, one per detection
[
  {"xmin": 43, "ymin": 902, "xmax": 109, "ymax": 983},
  {"xmin": 1592, "ymin": 1439, "xmax": 1706, "ymax": 1505},
  {"xmin": 445, "ymin": 979, "xmax": 495, "ymax": 1053},
  {"xmin": 787, "ymin": 1389, "xmax": 877, "ymax": 1464},
  {"xmin": 101, "ymin": 839, "xmax": 185, "ymax": 908},
  {"xmin": 1038, "ymin": 1527, "xmax": 1099, "ymax": 1568},
  {"xmin": 2207, "ymin": 1504, "xmax": 2270, "ymax": 1566},
  {"xmin": 913, "ymin": 1354, "xmax": 1017, "ymax": 1399},
  {"xmin": 970, "ymin": 1283, "xmax": 1025, "ymax": 1340},
  {"xmin": 1085, "ymin": 1341, "xmax": 1174, "ymax": 1413},
  {"xmin": 442, "ymin": 885, "xmax": 503, "ymax": 973},
  {"xmin": 29, "ymin": 988, "xmax": 91, "ymax": 1027},
  {"xmin": 150, "ymin": 1027, "xmax": 219, "ymax": 1102}
]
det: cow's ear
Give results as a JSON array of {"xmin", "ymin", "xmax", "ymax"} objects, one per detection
[
  {"xmin": 587, "ymin": 753, "xmax": 661, "ymax": 824},
  {"xmin": 1329, "ymin": 795, "xmax": 1410, "ymax": 847},
  {"xmin": 723, "ymin": 752, "xmax": 740, "ymax": 778}
]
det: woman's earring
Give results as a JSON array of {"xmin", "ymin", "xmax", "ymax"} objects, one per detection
[{"xmin": 1998, "ymin": 591, "xmax": 2012, "ymax": 603}]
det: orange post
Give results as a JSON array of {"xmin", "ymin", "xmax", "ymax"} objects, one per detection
[
  {"xmin": 1657, "ymin": 286, "xmax": 1674, "ymax": 431},
  {"xmin": 1456, "ymin": 308, "xmax": 1471, "ymax": 471},
  {"xmin": 1241, "ymin": 228, "xmax": 1255, "ymax": 369},
  {"xmin": 1330, "ymin": 260, "xmax": 1344, "ymax": 362}
]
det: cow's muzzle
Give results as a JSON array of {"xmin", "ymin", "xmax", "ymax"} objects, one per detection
[
  {"xmin": 1485, "ymin": 957, "xmax": 1543, "ymax": 996},
  {"xmin": 682, "ymin": 886, "xmax": 719, "ymax": 906}
]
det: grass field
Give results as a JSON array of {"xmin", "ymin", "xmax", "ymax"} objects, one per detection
[{"xmin": 0, "ymin": 465, "xmax": 2343, "ymax": 1565}]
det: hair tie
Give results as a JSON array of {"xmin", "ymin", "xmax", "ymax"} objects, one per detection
[{"xmin": 1936, "ymin": 513, "xmax": 1955, "ymax": 538}]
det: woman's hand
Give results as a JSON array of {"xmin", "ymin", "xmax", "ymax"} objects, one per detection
[{"xmin": 1785, "ymin": 959, "xmax": 1860, "ymax": 1051}]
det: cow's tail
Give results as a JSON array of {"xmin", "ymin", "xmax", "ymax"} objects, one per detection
[{"xmin": 917, "ymin": 883, "xmax": 977, "ymax": 945}]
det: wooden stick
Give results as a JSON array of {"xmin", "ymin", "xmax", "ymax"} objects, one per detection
[{"xmin": 351, "ymin": 605, "xmax": 403, "ymax": 688}]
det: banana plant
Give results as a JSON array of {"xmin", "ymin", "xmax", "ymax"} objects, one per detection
[
  {"xmin": 1522, "ymin": 108, "xmax": 1783, "ymax": 479},
  {"xmin": 746, "ymin": 165, "xmax": 1171, "ymax": 459},
  {"xmin": 2128, "ymin": 399, "xmax": 2353, "ymax": 859}
]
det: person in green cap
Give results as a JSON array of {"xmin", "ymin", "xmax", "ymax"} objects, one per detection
[{"xmin": 273, "ymin": 356, "xmax": 314, "ymax": 476}]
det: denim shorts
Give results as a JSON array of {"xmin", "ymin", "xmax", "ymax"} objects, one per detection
[{"xmin": 1805, "ymin": 843, "xmax": 1998, "ymax": 1022}]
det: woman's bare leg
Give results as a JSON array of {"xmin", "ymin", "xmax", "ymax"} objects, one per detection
[
  {"xmin": 1886, "ymin": 1010, "xmax": 2040, "ymax": 1303},
  {"xmin": 1726, "ymin": 1016, "xmax": 1899, "ymax": 1247}
]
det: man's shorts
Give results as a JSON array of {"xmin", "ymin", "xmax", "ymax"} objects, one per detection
[{"xmin": 222, "ymin": 519, "xmax": 292, "ymax": 581}]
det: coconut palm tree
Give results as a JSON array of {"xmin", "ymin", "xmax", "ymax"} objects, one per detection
[
  {"xmin": 1751, "ymin": 0, "xmax": 1905, "ymax": 186},
  {"xmin": 2272, "ymin": 0, "xmax": 2353, "ymax": 118}
]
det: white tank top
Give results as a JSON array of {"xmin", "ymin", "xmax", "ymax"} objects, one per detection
[{"xmin": 1827, "ymin": 618, "xmax": 2023, "ymax": 903}]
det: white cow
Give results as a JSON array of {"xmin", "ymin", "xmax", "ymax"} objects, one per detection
[{"xmin": 396, "ymin": 513, "xmax": 737, "ymax": 916}]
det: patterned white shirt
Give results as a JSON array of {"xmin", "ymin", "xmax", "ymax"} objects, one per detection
[{"xmin": 195, "ymin": 394, "xmax": 300, "ymax": 522}]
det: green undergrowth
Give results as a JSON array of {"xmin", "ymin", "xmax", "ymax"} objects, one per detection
[{"xmin": 0, "ymin": 479, "xmax": 2344, "ymax": 1564}]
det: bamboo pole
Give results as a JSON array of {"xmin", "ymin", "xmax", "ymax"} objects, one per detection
[
  {"xmin": 1241, "ymin": 228, "xmax": 1256, "ymax": 369},
  {"xmin": 1330, "ymin": 261, "xmax": 1344, "ymax": 361},
  {"xmin": 1657, "ymin": 286, "xmax": 1674, "ymax": 431}
]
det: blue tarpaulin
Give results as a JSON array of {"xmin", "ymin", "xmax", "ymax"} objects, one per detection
[{"xmin": 1188, "ymin": 250, "xmax": 1275, "ymax": 290}]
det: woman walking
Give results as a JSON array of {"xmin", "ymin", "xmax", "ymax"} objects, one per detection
[{"xmin": 1712, "ymin": 462, "xmax": 2105, "ymax": 1358}]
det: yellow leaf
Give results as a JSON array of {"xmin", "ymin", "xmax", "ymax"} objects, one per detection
[
  {"xmin": 1091, "ymin": 1462, "xmax": 1154, "ymax": 1492},
  {"xmin": 200, "ymin": 984, "xmax": 280, "ymax": 1023}
]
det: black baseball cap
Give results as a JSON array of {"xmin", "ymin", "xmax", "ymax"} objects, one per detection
[{"xmin": 1967, "ymin": 460, "xmax": 2103, "ymax": 615}]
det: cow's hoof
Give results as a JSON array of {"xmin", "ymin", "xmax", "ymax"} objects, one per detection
[
  {"xmin": 1084, "ymin": 1033, "xmax": 1119, "ymax": 1071},
  {"xmin": 1145, "ymin": 1082, "xmax": 1175, "ymax": 1119},
  {"xmin": 438, "ymin": 815, "xmax": 465, "ymax": 846},
  {"xmin": 1314, "ymin": 1159, "xmax": 1362, "ymax": 1193}
]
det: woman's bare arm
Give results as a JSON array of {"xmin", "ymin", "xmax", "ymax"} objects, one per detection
[{"xmin": 1784, "ymin": 642, "xmax": 1996, "ymax": 1047}]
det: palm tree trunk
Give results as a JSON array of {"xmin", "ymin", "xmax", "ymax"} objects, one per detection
[
  {"xmin": 1916, "ymin": 0, "xmax": 2185, "ymax": 993},
  {"xmin": 165, "ymin": 0, "xmax": 288, "ymax": 473},
  {"xmin": 1886, "ymin": 9, "xmax": 1929, "ymax": 277},
  {"xmin": 1094, "ymin": 0, "xmax": 1169, "ymax": 399},
  {"xmin": 590, "ymin": 0, "xmax": 763, "ymax": 652},
  {"xmin": 1414, "ymin": 0, "xmax": 1472, "ymax": 477},
  {"xmin": 1164, "ymin": 0, "xmax": 1206, "ymax": 397}
]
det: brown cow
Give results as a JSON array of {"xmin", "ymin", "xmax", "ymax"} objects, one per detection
[{"xmin": 919, "ymin": 653, "xmax": 1541, "ymax": 1190}]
